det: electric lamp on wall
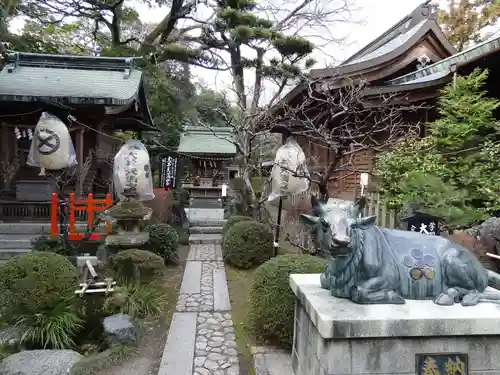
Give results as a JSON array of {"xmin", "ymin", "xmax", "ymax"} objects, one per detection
[{"xmin": 359, "ymin": 172, "xmax": 369, "ymax": 196}]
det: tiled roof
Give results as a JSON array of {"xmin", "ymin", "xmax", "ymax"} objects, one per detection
[
  {"xmin": 389, "ymin": 34, "xmax": 500, "ymax": 85},
  {"xmin": 343, "ymin": 20, "xmax": 427, "ymax": 66},
  {"xmin": 0, "ymin": 52, "xmax": 144, "ymax": 105},
  {"xmin": 177, "ymin": 126, "xmax": 236, "ymax": 156}
]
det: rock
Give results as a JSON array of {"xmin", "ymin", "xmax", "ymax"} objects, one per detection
[
  {"xmin": 0, "ymin": 349, "xmax": 82, "ymax": 375},
  {"xmin": 480, "ymin": 218, "xmax": 500, "ymax": 253},
  {"xmin": 0, "ymin": 327, "xmax": 22, "ymax": 347},
  {"xmin": 102, "ymin": 314, "xmax": 137, "ymax": 346}
]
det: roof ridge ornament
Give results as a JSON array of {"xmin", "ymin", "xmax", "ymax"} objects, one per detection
[
  {"xmin": 417, "ymin": 54, "xmax": 431, "ymax": 69},
  {"xmin": 407, "ymin": 1, "xmax": 437, "ymax": 29}
]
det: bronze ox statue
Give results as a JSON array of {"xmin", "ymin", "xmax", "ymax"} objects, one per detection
[{"xmin": 300, "ymin": 196, "xmax": 500, "ymax": 306}]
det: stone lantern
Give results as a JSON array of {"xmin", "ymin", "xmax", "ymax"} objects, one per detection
[
  {"xmin": 105, "ymin": 140, "xmax": 154, "ymax": 249},
  {"xmin": 104, "ymin": 188, "xmax": 152, "ymax": 248}
]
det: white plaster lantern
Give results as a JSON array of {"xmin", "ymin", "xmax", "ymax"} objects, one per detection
[
  {"xmin": 113, "ymin": 140, "xmax": 155, "ymax": 201},
  {"xmin": 27, "ymin": 112, "xmax": 77, "ymax": 172},
  {"xmin": 268, "ymin": 137, "xmax": 310, "ymax": 202}
]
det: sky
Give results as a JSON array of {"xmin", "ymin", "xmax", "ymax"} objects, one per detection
[
  {"xmin": 9, "ymin": 0, "xmax": 430, "ymax": 100},
  {"xmin": 179, "ymin": 0, "xmax": 426, "ymax": 100}
]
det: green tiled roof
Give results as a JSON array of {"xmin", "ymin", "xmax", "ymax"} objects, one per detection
[
  {"xmin": 0, "ymin": 52, "xmax": 144, "ymax": 105},
  {"xmin": 177, "ymin": 126, "xmax": 236, "ymax": 156},
  {"xmin": 389, "ymin": 33, "xmax": 500, "ymax": 85}
]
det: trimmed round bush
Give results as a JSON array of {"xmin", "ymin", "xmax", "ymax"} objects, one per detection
[
  {"xmin": 146, "ymin": 223, "xmax": 180, "ymax": 263},
  {"xmin": 222, "ymin": 215, "xmax": 253, "ymax": 238},
  {"xmin": 223, "ymin": 220, "xmax": 273, "ymax": 268},
  {"xmin": 0, "ymin": 252, "xmax": 78, "ymax": 323},
  {"xmin": 108, "ymin": 249, "xmax": 166, "ymax": 284},
  {"xmin": 249, "ymin": 254, "xmax": 325, "ymax": 348}
]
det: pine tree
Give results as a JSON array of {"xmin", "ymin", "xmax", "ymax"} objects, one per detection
[
  {"xmin": 438, "ymin": 0, "xmax": 500, "ymax": 51},
  {"xmin": 377, "ymin": 69, "xmax": 500, "ymax": 229}
]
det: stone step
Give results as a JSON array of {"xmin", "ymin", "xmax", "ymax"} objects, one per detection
[
  {"xmin": 0, "ymin": 249, "xmax": 31, "ymax": 260},
  {"xmin": 252, "ymin": 347, "xmax": 293, "ymax": 375},
  {"xmin": 0, "ymin": 222, "xmax": 109, "ymax": 235},
  {"xmin": 158, "ymin": 312, "xmax": 198, "ymax": 375},
  {"xmin": 188, "ymin": 233, "xmax": 222, "ymax": 245},
  {"xmin": 189, "ymin": 226, "xmax": 223, "ymax": 234},
  {"xmin": 0, "ymin": 234, "xmax": 35, "ymax": 249},
  {"xmin": 188, "ymin": 220, "xmax": 225, "ymax": 228}
]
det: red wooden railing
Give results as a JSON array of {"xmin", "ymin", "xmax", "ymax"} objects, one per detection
[{"xmin": 50, "ymin": 193, "xmax": 113, "ymax": 240}]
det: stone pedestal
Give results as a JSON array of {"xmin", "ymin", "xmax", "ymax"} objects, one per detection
[{"xmin": 290, "ymin": 273, "xmax": 500, "ymax": 375}]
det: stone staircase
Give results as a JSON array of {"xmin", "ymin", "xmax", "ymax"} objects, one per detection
[
  {"xmin": 0, "ymin": 222, "xmax": 108, "ymax": 262},
  {"xmin": 0, "ymin": 223, "xmax": 48, "ymax": 262},
  {"xmin": 188, "ymin": 210, "xmax": 224, "ymax": 245}
]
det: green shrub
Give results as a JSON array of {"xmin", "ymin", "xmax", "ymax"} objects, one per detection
[
  {"xmin": 104, "ymin": 282, "xmax": 167, "ymax": 319},
  {"xmin": 108, "ymin": 249, "xmax": 166, "ymax": 284},
  {"xmin": 0, "ymin": 252, "xmax": 80, "ymax": 349},
  {"xmin": 249, "ymin": 254, "xmax": 324, "ymax": 348},
  {"xmin": 31, "ymin": 234, "xmax": 67, "ymax": 255},
  {"xmin": 145, "ymin": 223, "xmax": 179, "ymax": 263},
  {"xmin": 222, "ymin": 215, "xmax": 253, "ymax": 237},
  {"xmin": 18, "ymin": 299, "xmax": 82, "ymax": 349},
  {"xmin": 223, "ymin": 221, "xmax": 273, "ymax": 268}
]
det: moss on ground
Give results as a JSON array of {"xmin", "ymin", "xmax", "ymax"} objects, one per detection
[{"xmin": 225, "ymin": 266, "xmax": 254, "ymax": 374}]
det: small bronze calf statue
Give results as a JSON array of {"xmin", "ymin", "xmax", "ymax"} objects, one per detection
[{"xmin": 300, "ymin": 196, "xmax": 500, "ymax": 306}]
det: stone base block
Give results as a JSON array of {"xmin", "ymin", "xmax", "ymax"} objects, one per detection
[{"xmin": 290, "ymin": 274, "xmax": 500, "ymax": 375}]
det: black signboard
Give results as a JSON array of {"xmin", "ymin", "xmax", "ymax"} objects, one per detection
[
  {"xmin": 416, "ymin": 353, "xmax": 468, "ymax": 375},
  {"xmin": 160, "ymin": 155, "xmax": 178, "ymax": 190},
  {"xmin": 403, "ymin": 212, "xmax": 440, "ymax": 236}
]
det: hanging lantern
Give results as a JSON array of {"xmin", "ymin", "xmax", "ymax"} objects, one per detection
[
  {"xmin": 113, "ymin": 140, "xmax": 154, "ymax": 201},
  {"xmin": 268, "ymin": 136, "xmax": 310, "ymax": 202},
  {"xmin": 27, "ymin": 112, "xmax": 77, "ymax": 171}
]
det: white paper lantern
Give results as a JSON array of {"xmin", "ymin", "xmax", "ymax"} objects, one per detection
[
  {"xmin": 113, "ymin": 140, "xmax": 155, "ymax": 201},
  {"xmin": 268, "ymin": 137, "xmax": 310, "ymax": 202},
  {"xmin": 27, "ymin": 112, "xmax": 77, "ymax": 170}
]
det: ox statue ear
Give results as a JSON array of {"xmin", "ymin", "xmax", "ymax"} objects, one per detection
[
  {"xmin": 299, "ymin": 214, "xmax": 321, "ymax": 229},
  {"xmin": 353, "ymin": 215, "xmax": 376, "ymax": 229}
]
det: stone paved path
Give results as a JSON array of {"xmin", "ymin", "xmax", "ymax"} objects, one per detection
[{"xmin": 158, "ymin": 214, "xmax": 240, "ymax": 375}]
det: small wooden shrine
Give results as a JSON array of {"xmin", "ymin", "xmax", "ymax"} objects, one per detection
[
  {"xmin": 177, "ymin": 126, "xmax": 236, "ymax": 207},
  {"xmin": 0, "ymin": 51, "xmax": 154, "ymax": 221}
]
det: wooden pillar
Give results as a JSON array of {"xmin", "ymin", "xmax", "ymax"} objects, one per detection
[
  {"xmin": 76, "ymin": 129, "xmax": 84, "ymax": 197},
  {"xmin": 0, "ymin": 123, "xmax": 9, "ymax": 163}
]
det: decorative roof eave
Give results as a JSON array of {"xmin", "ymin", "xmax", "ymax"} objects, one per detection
[
  {"xmin": 178, "ymin": 153, "xmax": 235, "ymax": 159},
  {"xmin": 268, "ymin": 21, "xmax": 454, "ymax": 117},
  {"xmin": 389, "ymin": 34, "xmax": 500, "ymax": 85},
  {"xmin": 0, "ymin": 94, "xmax": 139, "ymax": 106},
  {"xmin": 362, "ymin": 70, "xmax": 451, "ymax": 95},
  {"xmin": 310, "ymin": 21, "xmax": 455, "ymax": 78}
]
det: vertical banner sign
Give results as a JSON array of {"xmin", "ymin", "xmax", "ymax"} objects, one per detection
[
  {"xmin": 160, "ymin": 158, "xmax": 167, "ymax": 188},
  {"xmin": 160, "ymin": 155, "xmax": 178, "ymax": 190}
]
